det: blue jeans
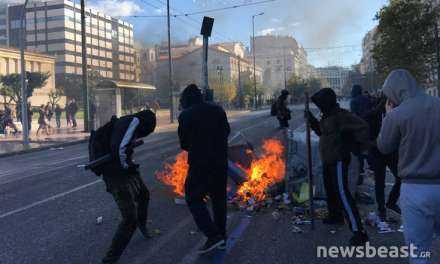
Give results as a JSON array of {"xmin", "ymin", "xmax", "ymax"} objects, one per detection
[{"xmin": 401, "ymin": 183, "xmax": 440, "ymax": 264}]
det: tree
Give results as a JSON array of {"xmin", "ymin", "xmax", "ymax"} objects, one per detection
[
  {"xmin": 48, "ymin": 89, "xmax": 64, "ymax": 109},
  {"xmin": 287, "ymin": 75, "xmax": 323, "ymax": 102},
  {"xmin": 372, "ymin": 0, "xmax": 439, "ymax": 83},
  {"xmin": 0, "ymin": 72, "xmax": 50, "ymax": 106},
  {"xmin": 56, "ymin": 70, "xmax": 104, "ymax": 106}
]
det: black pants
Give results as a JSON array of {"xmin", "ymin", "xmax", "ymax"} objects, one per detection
[
  {"xmin": 277, "ymin": 117, "xmax": 289, "ymax": 128},
  {"xmin": 185, "ymin": 163, "xmax": 227, "ymax": 239},
  {"xmin": 323, "ymin": 162, "xmax": 364, "ymax": 233},
  {"xmin": 368, "ymin": 147, "xmax": 401, "ymax": 217},
  {"xmin": 105, "ymin": 174, "xmax": 150, "ymax": 258}
]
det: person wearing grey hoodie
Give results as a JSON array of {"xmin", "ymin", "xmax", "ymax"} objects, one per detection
[{"xmin": 377, "ymin": 69, "xmax": 440, "ymax": 264}]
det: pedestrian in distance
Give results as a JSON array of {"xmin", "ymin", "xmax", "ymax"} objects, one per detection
[
  {"xmin": 54, "ymin": 104, "xmax": 63, "ymax": 129},
  {"xmin": 276, "ymin": 89, "xmax": 291, "ymax": 129},
  {"xmin": 36, "ymin": 104, "xmax": 48, "ymax": 136},
  {"xmin": 69, "ymin": 99, "xmax": 78, "ymax": 128},
  {"xmin": 178, "ymin": 84, "xmax": 230, "ymax": 254},
  {"xmin": 305, "ymin": 88, "xmax": 370, "ymax": 246},
  {"xmin": 27, "ymin": 102, "xmax": 33, "ymax": 131},
  {"xmin": 377, "ymin": 69, "xmax": 440, "ymax": 264},
  {"xmin": 96, "ymin": 109, "xmax": 156, "ymax": 264},
  {"xmin": 65, "ymin": 100, "xmax": 71, "ymax": 127}
]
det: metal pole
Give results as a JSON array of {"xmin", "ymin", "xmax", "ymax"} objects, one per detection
[
  {"xmin": 435, "ymin": 21, "xmax": 440, "ymax": 97},
  {"xmin": 20, "ymin": 0, "xmax": 29, "ymax": 146},
  {"xmin": 166, "ymin": 0, "xmax": 174, "ymax": 123},
  {"xmin": 252, "ymin": 16, "xmax": 257, "ymax": 109},
  {"xmin": 305, "ymin": 91, "xmax": 315, "ymax": 230},
  {"xmin": 202, "ymin": 35, "xmax": 209, "ymax": 94},
  {"xmin": 80, "ymin": 0, "xmax": 89, "ymax": 131}
]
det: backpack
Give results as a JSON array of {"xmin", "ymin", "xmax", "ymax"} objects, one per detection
[
  {"xmin": 270, "ymin": 102, "xmax": 278, "ymax": 116},
  {"xmin": 88, "ymin": 115, "xmax": 118, "ymax": 176}
]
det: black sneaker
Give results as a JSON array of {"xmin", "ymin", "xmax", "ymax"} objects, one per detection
[
  {"xmin": 197, "ymin": 236, "xmax": 225, "ymax": 254},
  {"xmin": 322, "ymin": 217, "xmax": 344, "ymax": 225},
  {"xmin": 386, "ymin": 203, "xmax": 401, "ymax": 215},
  {"xmin": 217, "ymin": 236, "xmax": 227, "ymax": 250},
  {"xmin": 139, "ymin": 225, "xmax": 152, "ymax": 239},
  {"xmin": 349, "ymin": 232, "xmax": 369, "ymax": 246}
]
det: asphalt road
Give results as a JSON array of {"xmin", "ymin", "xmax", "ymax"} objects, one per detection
[{"xmin": 1, "ymin": 109, "xmax": 438, "ymax": 264}]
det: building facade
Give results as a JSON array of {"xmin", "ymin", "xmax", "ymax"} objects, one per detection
[
  {"xmin": 250, "ymin": 35, "xmax": 309, "ymax": 94},
  {"xmin": 0, "ymin": 46, "xmax": 60, "ymax": 107},
  {"xmin": 154, "ymin": 40, "xmax": 263, "ymax": 104},
  {"xmin": 360, "ymin": 27, "xmax": 377, "ymax": 75},
  {"xmin": 315, "ymin": 66, "xmax": 350, "ymax": 96},
  {"xmin": 1, "ymin": 0, "xmax": 135, "ymax": 82}
]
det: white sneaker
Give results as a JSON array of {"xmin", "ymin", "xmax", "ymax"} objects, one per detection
[{"xmin": 377, "ymin": 221, "xmax": 394, "ymax": 234}]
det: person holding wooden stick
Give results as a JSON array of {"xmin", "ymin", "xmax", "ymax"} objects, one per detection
[{"xmin": 305, "ymin": 88, "xmax": 370, "ymax": 246}]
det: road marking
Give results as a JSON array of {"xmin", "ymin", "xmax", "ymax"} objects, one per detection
[
  {"xmin": 132, "ymin": 216, "xmax": 193, "ymax": 264},
  {"xmin": 0, "ymin": 179, "xmax": 101, "ymax": 219},
  {"xmin": 212, "ymin": 215, "xmax": 252, "ymax": 264},
  {"xmin": 0, "ymin": 114, "xmax": 277, "ymax": 220}
]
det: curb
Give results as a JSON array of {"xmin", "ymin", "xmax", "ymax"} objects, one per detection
[{"xmin": 0, "ymin": 138, "xmax": 89, "ymax": 158}]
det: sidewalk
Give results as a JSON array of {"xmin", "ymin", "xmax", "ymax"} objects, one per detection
[{"xmin": 0, "ymin": 108, "xmax": 260, "ymax": 156}]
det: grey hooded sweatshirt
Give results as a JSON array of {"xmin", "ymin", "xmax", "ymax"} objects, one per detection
[{"xmin": 377, "ymin": 69, "xmax": 440, "ymax": 184}]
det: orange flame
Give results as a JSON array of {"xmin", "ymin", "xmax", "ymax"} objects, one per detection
[
  {"xmin": 237, "ymin": 139, "xmax": 285, "ymax": 203},
  {"xmin": 155, "ymin": 151, "xmax": 189, "ymax": 197},
  {"xmin": 156, "ymin": 139, "xmax": 285, "ymax": 203}
]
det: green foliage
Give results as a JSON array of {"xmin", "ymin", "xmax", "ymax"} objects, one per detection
[
  {"xmin": 287, "ymin": 74, "xmax": 323, "ymax": 101},
  {"xmin": 48, "ymin": 89, "xmax": 64, "ymax": 108},
  {"xmin": 373, "ymin": 0, "xmax": 439, "ymax": 82},
  {"xmin": 56, "ymin": 70, "xmax": 104, "ymax": 106},
  {"xmin": 0, "ymin": 72, "xmax": 50, "ymax": 105}
]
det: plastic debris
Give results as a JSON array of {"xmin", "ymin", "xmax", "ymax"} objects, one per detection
[
  {"xmin": 291, "ymin": 225, "xmax": 303, "ymax": 233},
  {"xmin": 329, "ymin": 230, "xmax": 336, "ymax": 234},
  {"xmin": 153, "ymin": 229, "xmax": 161, "ymax": 235},
  {"xmin": 96, "ymin": 216, "xmax": 103, "ymax": 225},
  {"xmin": 272, "ymin": 210, "xmax": 280, "ymax": 220},
  {"xmin": 189, "ymin": 230, "xmax": 197, "ymax": 235},
  {"xmin": 398, "ymin": 225, "xmax": 404, "ymax": 233}
]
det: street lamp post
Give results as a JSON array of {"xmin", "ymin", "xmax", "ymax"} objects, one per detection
[
  {"xmin": 166, "ymin": 0, "xmax": 174, "ymax": 123},
  {"xmin": 252, "ymin": 12, "xmax": 264, "ymax": 110},
  {"xmin": 20, "ymin": 0, "xmax": 30, "ymax": 146}
]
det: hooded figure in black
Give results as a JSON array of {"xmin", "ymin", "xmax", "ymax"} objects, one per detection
[
  {"xmin": 276, "ymin": 89, "xmax": 291, "ymax": 128},
  {"xmin": 101, "ymin": 109, "xmax": 156, "ymax": 264},
  {"xmin": 178, "ymin": 84, "xmax": 230, "ymax": 254},
  {"xmin": 305, "ymin": 88, "xmax": 369, "ymax": 246}
]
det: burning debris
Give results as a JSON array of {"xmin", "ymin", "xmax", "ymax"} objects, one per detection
[
  {"xmin": 155, "ymin": 151, "xmax": 189, "ymax": 197},
  {"xmin": 235, "ymin": 139, "xmax": 286, "ymax": 207},
  {"xmin": 155, "ymin": 138, "xmax": 287, "ymax": 211}
]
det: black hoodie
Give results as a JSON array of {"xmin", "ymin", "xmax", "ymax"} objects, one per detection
[
  {"xmin": 102, "ymin": 110, "xmax": 156, "ymax": 189},
  {"xmin": 178, "ymin": 85, "xmax": 230, "ymax": 166},
  {"xmin": 309, "ymin": 88, "xmax": 370, "ymax": 163}
]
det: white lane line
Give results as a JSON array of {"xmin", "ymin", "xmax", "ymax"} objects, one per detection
[
  {"xmin": 0, "ymin": 115, "xmax": 277, "ymax": 220},
  {"xmin": 0, "ymin": 179, "xmax": 101, "ymax": 219}
]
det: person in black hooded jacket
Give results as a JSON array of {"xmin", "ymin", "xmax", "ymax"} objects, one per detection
[
  {"xmin": 305, "ymin": 88, "xmax": 369, "ymax": 246},
  {"xmin": 178, "ymin": 84, "xmax": 230, "ymax": 254},
  {"xmin": 101, "ymin": 109, "xmax": 156, "ymax": 264}
]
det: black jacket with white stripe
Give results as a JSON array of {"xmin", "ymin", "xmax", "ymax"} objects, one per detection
[{"xmin": 102, "ymin": 110, "xmax": 156, "ymax": 191}]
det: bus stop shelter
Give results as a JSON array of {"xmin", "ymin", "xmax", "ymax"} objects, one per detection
[{"xmin": 95, "ymin": 80, "xmax": 156, "ymax": 128}]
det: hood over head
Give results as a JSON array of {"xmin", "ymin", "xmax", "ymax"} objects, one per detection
[
  {"xmin": 351, "ymin": 85, "xmax": 362, "ymax": 98},
  {"xmin": 134, "ymin": 109, "xmax": 156, "ymax": 137},
  {"xmin": 180, "ymin": 84, "xmax": 203, "ymax": 109},
  {"xmin": 382, "ymin": 69, "xmax": 421, "ymax": 105},
  {"xmin": 311, "ymin": 88, "xmax": 338, "ymax": 116}
]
